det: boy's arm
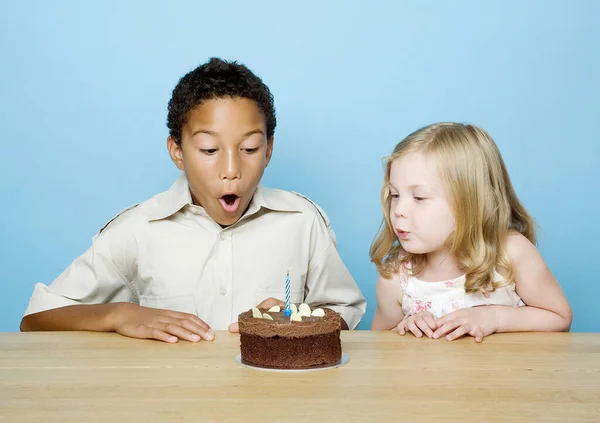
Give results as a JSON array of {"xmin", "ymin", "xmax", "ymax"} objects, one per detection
[
  {"xmin": 371, "ymin": 273, "xmax": 405, "ymax": 330},
  {"xmin": 21, "ymin": 303, "xmax": 214, "ymax": 343},
  {"xmin": 20, "ymin": 206, "xmax": 211, "ymax": 342},
  {"xmin": 21, "ymin": 212, "xmax": 137, "ymax": 327},
  {"xmin": 303, "ymin": 242, "xmax": 366, "ymax": 330},
  {"xmin": 20, "ymin": 303, "xmax": 119, "ymax": 332},
  {"xmin": 21, "ymin": 211, "xmax": 215, "ymax": 343},
  {"xmin": 21, "ymin": 225, "xmax": 134, "ymax": 329},
  {"xmin": 495, "ymin": 232, "xmax": 572, "ymax": 332}
]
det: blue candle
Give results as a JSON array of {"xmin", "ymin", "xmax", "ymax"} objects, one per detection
[{"xmin": 284, "ymin": 270, "xmax": 291, "ymax": 316}]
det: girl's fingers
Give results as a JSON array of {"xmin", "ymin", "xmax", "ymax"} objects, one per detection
[
  {"xmin": 415, "ymin": 318, "xmax": 434, "ymax": 338},
  {"xmin": 424, "ymin": 315, "xmax": 439, "ymax": 331},
  {"xmin": 407, "ymin": 319, "xmax": 423, "ymax": 338},
  {"xmin": 445, "ymin": 325, "xmax": 468, "ymax": 341},
  {"xmin": 433, "ymin": 322, "xmax": 457, "ymax": 339},
  {"xmin": 397, "ymin": 321, "xmax": 406, "ymax": 335}
]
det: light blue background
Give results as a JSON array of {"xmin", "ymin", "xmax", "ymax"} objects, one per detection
[{"xmin": 1, "ymin": 1, "xmax": 598, "ymax": 332}]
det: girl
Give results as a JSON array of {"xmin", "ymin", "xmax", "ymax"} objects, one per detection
[{"xmin": 370, "ymin": 123, "xmax": 572, "ymax": 342}]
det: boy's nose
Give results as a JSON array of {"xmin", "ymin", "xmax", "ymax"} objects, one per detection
[{"xmin": 220, "ymin": 151, "xmax": 241, "ymax": 180}]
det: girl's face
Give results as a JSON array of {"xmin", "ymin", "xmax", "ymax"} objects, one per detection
[{"xmin": 388, "ymin": 152, "xmax": 455, "ymax": 258}]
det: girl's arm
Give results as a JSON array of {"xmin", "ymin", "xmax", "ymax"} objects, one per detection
[
  {"xmin": 496, "ymin": 232, "xmax": 572, "ymax": 332},
  {"xmin": 371, "ymin": 273, "xmax": 405, "ymax": 330}
]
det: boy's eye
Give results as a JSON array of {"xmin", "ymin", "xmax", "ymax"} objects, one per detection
[
  {"xmin": 243, "ymin": 147, "xmax": 259, "ymax": 153},
  {"xmin": 200, "ymin": 149, "xmax": 217, "ymax": 155}
]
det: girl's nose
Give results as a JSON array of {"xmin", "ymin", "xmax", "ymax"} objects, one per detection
[{"xmin": 392, "ymin": 197, "xmax": 407, "ymax": 218}]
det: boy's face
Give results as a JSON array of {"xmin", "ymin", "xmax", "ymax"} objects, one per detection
[{"xmin": 168, "ymin": 97, "xmax": 273, "ymax": 226}]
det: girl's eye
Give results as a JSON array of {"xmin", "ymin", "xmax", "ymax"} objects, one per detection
[
  {"xmin": 414, "ymin": 196, "xmax": 426, "ymax": 201},
  {"xmin": 390, "ymin": 193, "xmax": 399, "ymax": 199}
]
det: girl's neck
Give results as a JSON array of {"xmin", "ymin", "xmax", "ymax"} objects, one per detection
[{"xmin": 418, "ymin": 250, "xmax": 463, "ymax": 282}]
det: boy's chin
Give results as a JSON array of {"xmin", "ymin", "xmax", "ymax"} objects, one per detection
[
  {"xmin": 213, "ymin": 213, "xmax": 241, "ymax": 227},
  {"xmin": 210, "ymin": 195, "xmax": 252, "ymax": 226},
  {"xmin": 212, "ymin": 204, "xmax": 247, "ymax": 227}
]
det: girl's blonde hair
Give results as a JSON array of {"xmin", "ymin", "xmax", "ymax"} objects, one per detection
[{"xmin": 370, "ymin": 122, "xmax": 536, "ymax": 293}]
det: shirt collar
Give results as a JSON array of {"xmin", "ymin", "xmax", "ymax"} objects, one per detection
[
  {"xmin": 147, "ymin": 173, "xmax": 299, "ymax": 222},
  {"xmin": 147, "ymin": 173, "xmax": 192, "ymax": 222}
]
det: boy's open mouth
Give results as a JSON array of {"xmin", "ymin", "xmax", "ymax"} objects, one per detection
[{"xmin": 219, "ymin": 194, "xmax": 241, "ymax": 213}]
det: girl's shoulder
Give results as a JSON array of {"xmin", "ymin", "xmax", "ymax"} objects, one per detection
[
  {"xmin": 395, "ymin": 261, "xmax": 412, "ymax": 289},
  {"xmin": 378, "ymin": 259, "xmax": 411, "ymax": 290},
  {"xmin": 505, "ymin": 231, "xmax": 536, "ymax": 264}
]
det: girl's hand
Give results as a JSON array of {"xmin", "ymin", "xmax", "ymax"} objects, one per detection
[
  {"xmin": 432, "ymin": 306, "xmax": 498, "ymax": 342},
  {"xmin": 396, "ymin": 311, "xmax": 438, "ymax": 338}
]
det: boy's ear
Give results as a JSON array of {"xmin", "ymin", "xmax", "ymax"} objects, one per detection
[
  {"xmin": 265, "ymin": 137, "xmax": 274, "ymax": 166},
  {"xmin": 167, "ymin": 136, "xmax": 185, "ymax": 171}
]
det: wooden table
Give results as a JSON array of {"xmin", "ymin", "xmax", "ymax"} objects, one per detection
[{"xmin": 1, "ymin": 331, "xmax": 599, "ymax": 422}]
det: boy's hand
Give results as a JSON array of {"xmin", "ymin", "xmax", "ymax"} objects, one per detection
[
  {"xmin": 396, "ymin": 311, "xmax": 438, "ymax": 338},
  {"xmin": 112, "ymin": 303, "xmax": 214, "ymax": 343},
  {"xmin": 228, "ymin": 297, "xmax": 285, "ymax": 333},
  {"xmin": 432, "ymin": 306, "xmax": 498, "ymax": 342}
]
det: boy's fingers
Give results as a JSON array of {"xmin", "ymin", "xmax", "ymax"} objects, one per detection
[
  {"xmin": 118, "ymin": 324, "xmax": 177, "ymax": 343},
  {"xmin": 165, "ymin": 310, "xmax": 210, "ymax": 331},
  {"xmin": 148, "ymin": 328, "xmax": 178, "ymax": 343},
  {"xmin": 179, "ymin": 319, "xmax": 214, "ymax": 340},
  {"xmin": 226, "ymin": 300, "xmax": 285, "ymax": 335},
  {"xmin": 158, "ymin": 323, "xmax": 202, "ymax": 343},
  {"xmin": 186, "ymin": 315, "xmax": 210, "ymax": 330},
  {"xmin": 256, "ymin": 297, "xmax": 286, "ymax": 309}
]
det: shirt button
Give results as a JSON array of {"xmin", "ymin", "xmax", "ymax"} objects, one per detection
[
  {"xmin": 219, "ymin": 233, "xmax": 225, "ymax": 241},
  {"xmin": 220, "ymin": 287, "xmax": 227, "ymax": 296}
]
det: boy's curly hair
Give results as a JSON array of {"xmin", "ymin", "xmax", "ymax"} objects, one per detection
[{"xmin": 167, "ymin": 57, "xmax": 276, "ymax": 144}]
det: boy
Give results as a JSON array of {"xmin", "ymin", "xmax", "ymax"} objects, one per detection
[{"xmin": 21, "ymin": 58, "xmax": 366, "ymax": 342}]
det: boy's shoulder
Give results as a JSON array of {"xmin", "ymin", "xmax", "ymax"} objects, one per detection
[
  {"xmin": 258, "ymin": 186, "xmax": 336, "ymax": 243},
  {"xmin": 96, "ymin": 190, "xmax": 171, "ymax": 235},
  {"xmin": 259, "ymin": 186, "xmax": 331, "ymax": 223}
]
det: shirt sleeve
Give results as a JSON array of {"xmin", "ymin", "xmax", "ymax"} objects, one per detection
[
  {"xmin": 303, "ymin": 215, "xmax": 366, "ymax": 330},
  {"xmin": 23, "ymin": 210, "xmax": 139, "ymax": 316}
]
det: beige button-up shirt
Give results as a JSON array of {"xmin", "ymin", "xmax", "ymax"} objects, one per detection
[{"xmin": 25, "ymin": 174, "xmax": 366, "ymax": 329}]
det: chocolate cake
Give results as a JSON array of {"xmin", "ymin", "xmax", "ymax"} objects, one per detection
[{"xmin": 238, "ymin": 304, "xmax": 342, "ymax": 369}]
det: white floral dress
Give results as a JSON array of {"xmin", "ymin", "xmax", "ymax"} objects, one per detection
[{"xmin": 399, "ymin": 269, "xmax": 525, "ymax": 319}]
